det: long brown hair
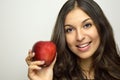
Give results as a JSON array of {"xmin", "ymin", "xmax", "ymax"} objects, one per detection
[{"xmin": 51, "ymin": 0, "xmax": 120, "ymax": 80}]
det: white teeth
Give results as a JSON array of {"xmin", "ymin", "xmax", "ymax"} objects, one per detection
[
  {"xmin": 79, "ymin": 43, "xmax": 89, "ymax": 48},
  {"xmin": 77, "ymin": 42, "xmax": 90, "ymax": 48}
]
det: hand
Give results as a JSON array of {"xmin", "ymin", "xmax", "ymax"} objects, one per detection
[{"xmin": 25, "ymin": 50, "xmax": 56, "ymax": 80}]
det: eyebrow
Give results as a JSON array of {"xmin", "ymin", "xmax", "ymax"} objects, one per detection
[
  {"xmin": 82, "ymin": 18, "xmax": 91, "ymax": 23},
  {"xmin": 64, "ymin": 18, "xmax": 91, "ymax": 27}
]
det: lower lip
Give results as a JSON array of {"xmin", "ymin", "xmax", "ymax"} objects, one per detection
[{"xmin": 77, "ymin": 44, "xmax": 90, "ymax": 52}]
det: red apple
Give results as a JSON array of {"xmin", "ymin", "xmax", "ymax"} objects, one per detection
[{"xmin": 32, "ymin": 41, "xmax": 56, "ymax": 67}]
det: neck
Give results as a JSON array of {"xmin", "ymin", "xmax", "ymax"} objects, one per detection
[
  {"xmin": 80, "ymin": 58, "xmax": 93, "ymax": 71},
  {"xmin": 78, "ymin": 58, "xmax": 94, "ymax": 79}
]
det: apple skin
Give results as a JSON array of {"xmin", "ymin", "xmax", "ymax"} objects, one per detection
[{"xmin": 32, "ymin": 41, "xmax": 56, "ymax": 66}]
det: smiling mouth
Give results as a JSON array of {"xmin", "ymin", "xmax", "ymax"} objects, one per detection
[{"xmin": 76, "ymin": 41, "xmax": 92, "ymax": 48}]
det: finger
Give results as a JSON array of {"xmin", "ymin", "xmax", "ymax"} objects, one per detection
[
  {"xmin": 30, "ymin": 61, "xmax": 45, "ymax": 66},
  {"xmin": 25, "ymin": 50, "xmax": 35, "ymax": 65},
  {"xmin": 49, "ymin": 53, "xmax": 57, "ymax": 68},
  {"xmin": 28, "ymin": 65, "xmax": 42, "ymax": 72},
  {"xmin": 28, "ymin": 65, "xmax": 42, "ymax": 77},
  {"xmin": 28, "ymin": 61, "xmax": 45, "ymax": 74},
  {"xmin": 28, "ymin": 49, "xmax": 35, "ymax": 58}
]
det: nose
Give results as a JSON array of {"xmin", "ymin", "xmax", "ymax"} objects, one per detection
[{"xmin": 76, "ymin": 29, "xmax": 85, "ymax": 42}]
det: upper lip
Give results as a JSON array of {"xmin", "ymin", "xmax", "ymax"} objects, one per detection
[{"xmin": 76, "ymin": 41, "xmax": 92, "ymax": 48}]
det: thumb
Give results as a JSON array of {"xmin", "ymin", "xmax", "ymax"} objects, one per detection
[{"xmin": 49, "ymin": 53, "xmax": 57, "ymax": 69}]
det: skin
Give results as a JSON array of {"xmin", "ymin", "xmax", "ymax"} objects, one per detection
[
  {"xmin": 26, "ymin": 7, "xmax": 100, "ymax": 80},
  {"xmin": 65, "ymin": 7, "xmax": 100, "ymax": 60},
  {"xmin": 25, "ymin": 50, "xmax": 56, "ymax": 80},
  {"xmin": 64, "ymin": 7, "xmax": 100, "ymax": 78}
]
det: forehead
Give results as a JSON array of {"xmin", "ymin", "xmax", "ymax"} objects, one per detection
[{"xmin": 65, "ymin": 8, "xmax": 90, "ymax": 24}]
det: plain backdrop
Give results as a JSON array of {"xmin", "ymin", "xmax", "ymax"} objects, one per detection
[{"xmin": 0, "ymin": 0, "xmax": 120, "ymax": 80}]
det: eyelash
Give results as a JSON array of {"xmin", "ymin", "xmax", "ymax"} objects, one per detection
[
  {"xmin": 65, "ymin": 23, "xmax": 92, "ymax": 33},
  {"xmin": 83, "ymin": 23, "xmax": 92, "ymax": 29},
  {"xmin": 65, "ymin": 27, "xmax": 74, "ymax": 33}
]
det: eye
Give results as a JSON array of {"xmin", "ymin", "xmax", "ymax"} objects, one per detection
[
  {"xmin": 65, "ymin": 27, "xmax": 74, "ymax": 33},
  {"xmin": 83, "ymin": 23, "xmax": 92, "ymax": 29}
]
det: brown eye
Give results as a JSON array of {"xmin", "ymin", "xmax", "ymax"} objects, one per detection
[
  {"xmin": 65, "ymin": 27, "xmax": 74, "ymax": 33},
  {"xmin": 83, "ymin": 23, "xmax": 92, "ymax": 29}
]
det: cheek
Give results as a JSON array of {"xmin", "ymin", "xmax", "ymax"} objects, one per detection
[
  {"xmin": 90, "ymin": 28, "xmax": 100, "ymax": 45},
  {"xmin": 89, "ymin": 27, "xmax": 99, "ymax": 39},
  {"xmin": 65, "ymin": 34, "xmax": 75, "ymax": 46}
]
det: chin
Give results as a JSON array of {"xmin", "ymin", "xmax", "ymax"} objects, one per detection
[{"xmin": 78, "ymin": 54, "xmax": 93, "ymax": 60}]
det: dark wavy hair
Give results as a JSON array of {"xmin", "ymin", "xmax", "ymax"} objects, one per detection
[{"xmin": 51, "ymin": 0, "xmax": 120, "ymax": 80}]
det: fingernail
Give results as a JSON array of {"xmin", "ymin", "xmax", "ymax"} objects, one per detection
[
  {"xmin": 31, "ymin": 51, "xmax": 34, "ymax": 55},
  {"xmin": 41, "ymin": 61, "xmax": 45, "ymax": 64},
  {"xmin": 38, "ymin": 67, "xmax": 42, "ymax": 70}
]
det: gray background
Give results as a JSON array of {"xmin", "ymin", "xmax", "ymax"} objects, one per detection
[{"xmin": 0, "ymin": 0, "xmax": 119, "ymax": 80}]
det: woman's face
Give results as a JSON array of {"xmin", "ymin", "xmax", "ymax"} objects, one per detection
[{"xmin": 64, "ymin": 8, "xmax": 100, "ymax": 60}]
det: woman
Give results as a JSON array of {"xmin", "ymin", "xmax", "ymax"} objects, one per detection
[{"xmin": 26, "ymin": 0, "xmax": 120, "ymax": 80}]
